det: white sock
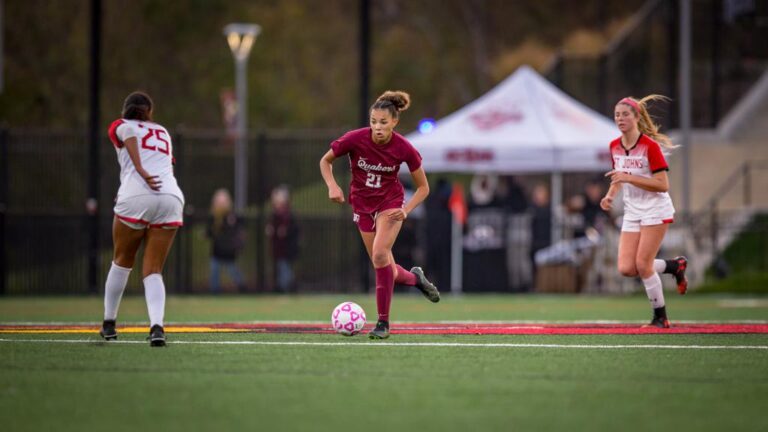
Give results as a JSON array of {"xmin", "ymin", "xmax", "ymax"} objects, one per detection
[
  {"xmin": 653, "ymin": 259, "xmax": 666, "ymax": 273},
  {"xmin": 642, "ymin": 273, "xmax": 665, "ymax": 309},
  {"xmin": 143, "ymin": 274, "xmax": 166, "ymax": 327},
  {"xmin": 104, "ymin": 262, "xmax": 131, "ymax": 320}
]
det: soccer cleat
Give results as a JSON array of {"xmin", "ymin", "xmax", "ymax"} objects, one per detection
[
  {"xmin": 148, "ymin": 324, "xmax": 166, "ymax": 347},
  {"xmin": 673, "ymin": 256, "xmax": 688, "ymax": 295},
  {"xmin": 368, "ymin": 320, "xmax": 390, "ymax": 340},
  {"xmin": 410, "ymin": 266, "xmax": 440, "ymax": 303},
  {"xmin": 643, "ymin": 316, "xmax": 671, "ymax": 329},
  {"xmin": 99, "ymin": 320, "xmax": 117, "ymax": 341}
]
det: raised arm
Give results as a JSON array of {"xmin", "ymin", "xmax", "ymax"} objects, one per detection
[
  {"xmin": 404, "ymin": 167, "xmax": 430, "ymax": 215},
  {"xmin": 606, "ymin": 170, "xmax": 669, "ymax": 193},
  {"xmin": 319, "ymin": 149, "xmax": 345, "ymax": 204}
]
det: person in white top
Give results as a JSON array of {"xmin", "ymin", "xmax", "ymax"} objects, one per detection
[
  {"xmin": 99, "ymin": 91, "xmax": 185, "ymax": 346},
  {"xmin": 601, "ymin": 95, "xmax": 688, "ymax": 329}
]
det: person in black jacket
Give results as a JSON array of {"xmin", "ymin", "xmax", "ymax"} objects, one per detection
[
  {"xmin": 206, "ymin": 189, "xmax": 246, "ymax": 293},
  {"xmin": 266, "ymin": 185, "xmax": 300, "ymax": 293},
  {"xmin": 529, "ymin": 184, "xmax": 552, "ymax": 285}
]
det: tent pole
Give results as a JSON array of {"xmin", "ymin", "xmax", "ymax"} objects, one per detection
[
  {"xmin": 450, "ymin": 213, "xmax": 463, "ymax": 295},
  {"xmin": 551, "ymin": 171, "xmax": 562, "ymax": 243}
]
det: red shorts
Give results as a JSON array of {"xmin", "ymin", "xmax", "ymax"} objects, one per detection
[{"xmin": 352, "ymin": 203, "xmax": 403, "ymax": 233}]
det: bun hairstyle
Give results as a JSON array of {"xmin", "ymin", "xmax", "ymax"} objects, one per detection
[
  {"xmin": 122, "ymin": 91, "xmax": 153, "ymax": 121},
  {"xmin": 371, "ymin": 90, "xmax": 411, "ymax": 119},
  {"xmin": 618, "ymin": 94, "xmax": 676, "ymax": 149}
]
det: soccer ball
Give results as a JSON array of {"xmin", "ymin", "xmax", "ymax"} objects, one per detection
[{"xmin": 331, "ymin": 302, "xmax": 366, "ymax": 336}]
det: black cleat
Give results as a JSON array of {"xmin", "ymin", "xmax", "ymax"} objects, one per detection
[
  {"xmin": 411, "ymin": 266, "xmax": 440, "ymax": 303},
  {"xmin": 100, "ymin": 320, "xmax": 117, "ymax": 341},
  {"xmin": 148, "ymin": 324, "xmax": 166, "ymax": 347},
  {"xmin": 368, "ymin": 320, "xmax": 390, "ymax": 340},
  {"xmin": 643, "ymin": 316, "xmax": 671, "ymax": 328},
  {"xmin": 673, "ymin": 256, "xmax": 688, "ymax": 295}
]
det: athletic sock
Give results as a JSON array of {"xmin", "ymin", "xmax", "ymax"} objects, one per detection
[
  {"xmin": 394, "ymin": 264, "xmax": 417, "ymax": 286},
  {"xmin": 642, "ymin": 273, "xmax": 665, "ymax": 309},
  {"xmin": 104, "ymin": 262, "xmax": 131, "ymax": 321},
  {"xmin": 143, "ymin": 274, "xmax": 166, "ymax": 328},
  {"xmin": 375, "ymin": 266, "xmax": 395, "ymax": 322},
  {"xmin": 653, "ymin": 306, "xmax": 668, "ymax": 319}
]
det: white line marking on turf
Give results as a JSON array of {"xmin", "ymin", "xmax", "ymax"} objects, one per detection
[
  {"xmin": 718, "ymin": 299, "xmax": 768, "ymax": 308},
  {"xmin": 2, "ymin": 320, "xmax": 767, "ymax": 326},
  {"xmin": 0, "ymin": 338, "xmax": 766, "ymax": 350}
]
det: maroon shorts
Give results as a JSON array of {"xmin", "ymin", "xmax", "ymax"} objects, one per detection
[{"xmin": 352, "ymin": 202, "xmax": 403, "ymax": 233}]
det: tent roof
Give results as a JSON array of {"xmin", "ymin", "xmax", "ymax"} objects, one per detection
[{"xmin": 406, "ymin": 65, "xmax": 618, "ymax": 173}]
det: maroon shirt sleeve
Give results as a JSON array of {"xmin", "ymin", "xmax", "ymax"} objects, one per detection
[
  {"xmin": 647, "ymin": 141, "xmax": 669, "ymax": 173},
  {"xmin": 402, "ymin": 141, "xmax": 423, "ymax": 172},
  {"xmin": 330, "ymin": 131, "xmax": 356, "ymax": 158}
]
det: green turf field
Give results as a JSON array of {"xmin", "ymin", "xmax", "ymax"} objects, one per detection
[{"xmin": 1, "ymin": 294, "xmax": 767, "ymax": 432}]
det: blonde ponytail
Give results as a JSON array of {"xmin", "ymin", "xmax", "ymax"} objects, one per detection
[{"xmin": 620, "ymin": 94, "xmax": 677, "ymax": 149}]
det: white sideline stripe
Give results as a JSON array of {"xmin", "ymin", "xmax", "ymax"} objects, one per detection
[
  {"xmin": 0, "ymin": 338, "xmax": 766, "ymax": 350},
  {"xmin": 3, "ymin": 320, "xmax": 768, "ymax": 326}
]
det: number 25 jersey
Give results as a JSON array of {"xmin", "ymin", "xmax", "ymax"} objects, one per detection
[{"xmin": 108, "ymin": 119, "xmax": 185, "ymax": 204}]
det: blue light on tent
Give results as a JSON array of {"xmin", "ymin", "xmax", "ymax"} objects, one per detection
[{"xmin": 418, "ymin": 118, "xmax": 436, "ymax": 134}]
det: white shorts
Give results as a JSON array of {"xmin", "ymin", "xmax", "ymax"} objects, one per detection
[
  {"xmin": 621, "ymin": 215, "xmax": 675, "ymax": 232},
  {"xmin": 114, "ymin": 194, "xmax": 184, "ymax": 230}
]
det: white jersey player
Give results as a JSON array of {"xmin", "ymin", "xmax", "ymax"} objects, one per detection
[
  {"xmin": 601, "ymin": 95, "xmax": 688, "ymax": 329},
  {"xmin": 99, "ymin": 91, "xmax": 183, "ymax": 346}
]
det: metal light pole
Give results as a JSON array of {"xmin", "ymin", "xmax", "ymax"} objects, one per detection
[
  {"xmin": 679, "ymin": 0, "xmax": 691, "ymax": 217},
  {"xmin": 223, "ymin": 23, "xmax": 261, "ymax": 213}
]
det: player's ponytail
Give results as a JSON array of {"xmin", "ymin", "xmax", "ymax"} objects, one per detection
[
  {"xmin": 122, "ymin": 91, "xmax": 153, "ymax": 121},
  {"xmin": 371, "ymin": 90, "xmax": 411, "ymax": 119},
  {"xmin": 618, "ymin": 95, "xmax": 677, "ymax": 149}
]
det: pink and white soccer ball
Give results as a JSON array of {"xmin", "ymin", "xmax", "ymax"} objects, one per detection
[{"xmin": 331, "ymin": 302, "xmax": 366, "ymax": 336}]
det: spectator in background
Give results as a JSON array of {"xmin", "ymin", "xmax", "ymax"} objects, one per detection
[
  {"xmin": 393, "ymin": 179, "xmax": 421, "ymax": 272},
  {"xmin": 582, "ymin": 179, "xmax": 608, "ymax": 233},
  {"xmin": 207, "ymin": 188, "xmax": 246, "ymax": 293},
  {"xmin": 425, "ymin": 178, "xmax": 453, "ymax": 290},
  {"xmin": 498, "ymin": 175, "xmax": 528, "ymax": 214},
  {"xmin": 563, "ymin": 194, "xmax": 586, "ymax": 239},
  {"xmin": 529, "ymin": 184, "xmax": 552, "ymax": 284},
  {"xmin": 266, "ymin": 185, "xmax": 300, "ymax": 293}
]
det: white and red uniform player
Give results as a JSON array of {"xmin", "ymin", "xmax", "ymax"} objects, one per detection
[
  {"xmin": 108, "ymin": 119, "xmax": 185, "ymax": 229},
  {"xmin": 609, "ymin": 133, "xmax": 674, "ymax": 232}
]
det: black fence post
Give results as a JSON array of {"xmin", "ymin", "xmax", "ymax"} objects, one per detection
[
  {"xmin": 87, "ymin": 0, "xmax": 102, "ymax": 294},
  {"xmin": 0, "ymin": 128, "xmax": 7, "ymax": 295},
  {"xmin": 174, "ymin": 131, "xmax": 184, "ymax": 293},
  {"xmin": 711, "ymin": 0, "xmax": 722, "ymax": 127}
]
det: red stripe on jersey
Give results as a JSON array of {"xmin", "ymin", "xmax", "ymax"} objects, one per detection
[
  {"xmin": 108, "ymin": 119, "xmax": 125, "ymax": 149},
  {"xmin": 662, "ymin": 218, "xmax": 674, "ymax": 224}
]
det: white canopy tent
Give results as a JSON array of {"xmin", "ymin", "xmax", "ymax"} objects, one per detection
[{"xmin": 406, "ymin": 65, "xmax": 619, "ymax": 293}]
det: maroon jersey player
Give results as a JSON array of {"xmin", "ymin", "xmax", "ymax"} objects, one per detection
[
  {"xmin": 320, "ymin": 90, "xmax": 439, "ymax": 339},
  {"xmin": 602, "ymin": 95, "xmax": 688, "ymax": 329}
]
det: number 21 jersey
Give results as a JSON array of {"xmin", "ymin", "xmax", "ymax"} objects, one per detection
[{"xmin": 330, "ymin": 127, "xmax": 422, "ymax": 214}]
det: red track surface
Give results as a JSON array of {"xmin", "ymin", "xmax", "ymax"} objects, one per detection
[{"xmin": 2, "ymin": 323, "xmax": 768, "ymax": 335}]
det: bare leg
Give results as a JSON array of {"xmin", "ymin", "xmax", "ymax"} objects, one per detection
[{"xmin": 141, "ymin": 228, "xmax": 178, "ymax": 338}]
